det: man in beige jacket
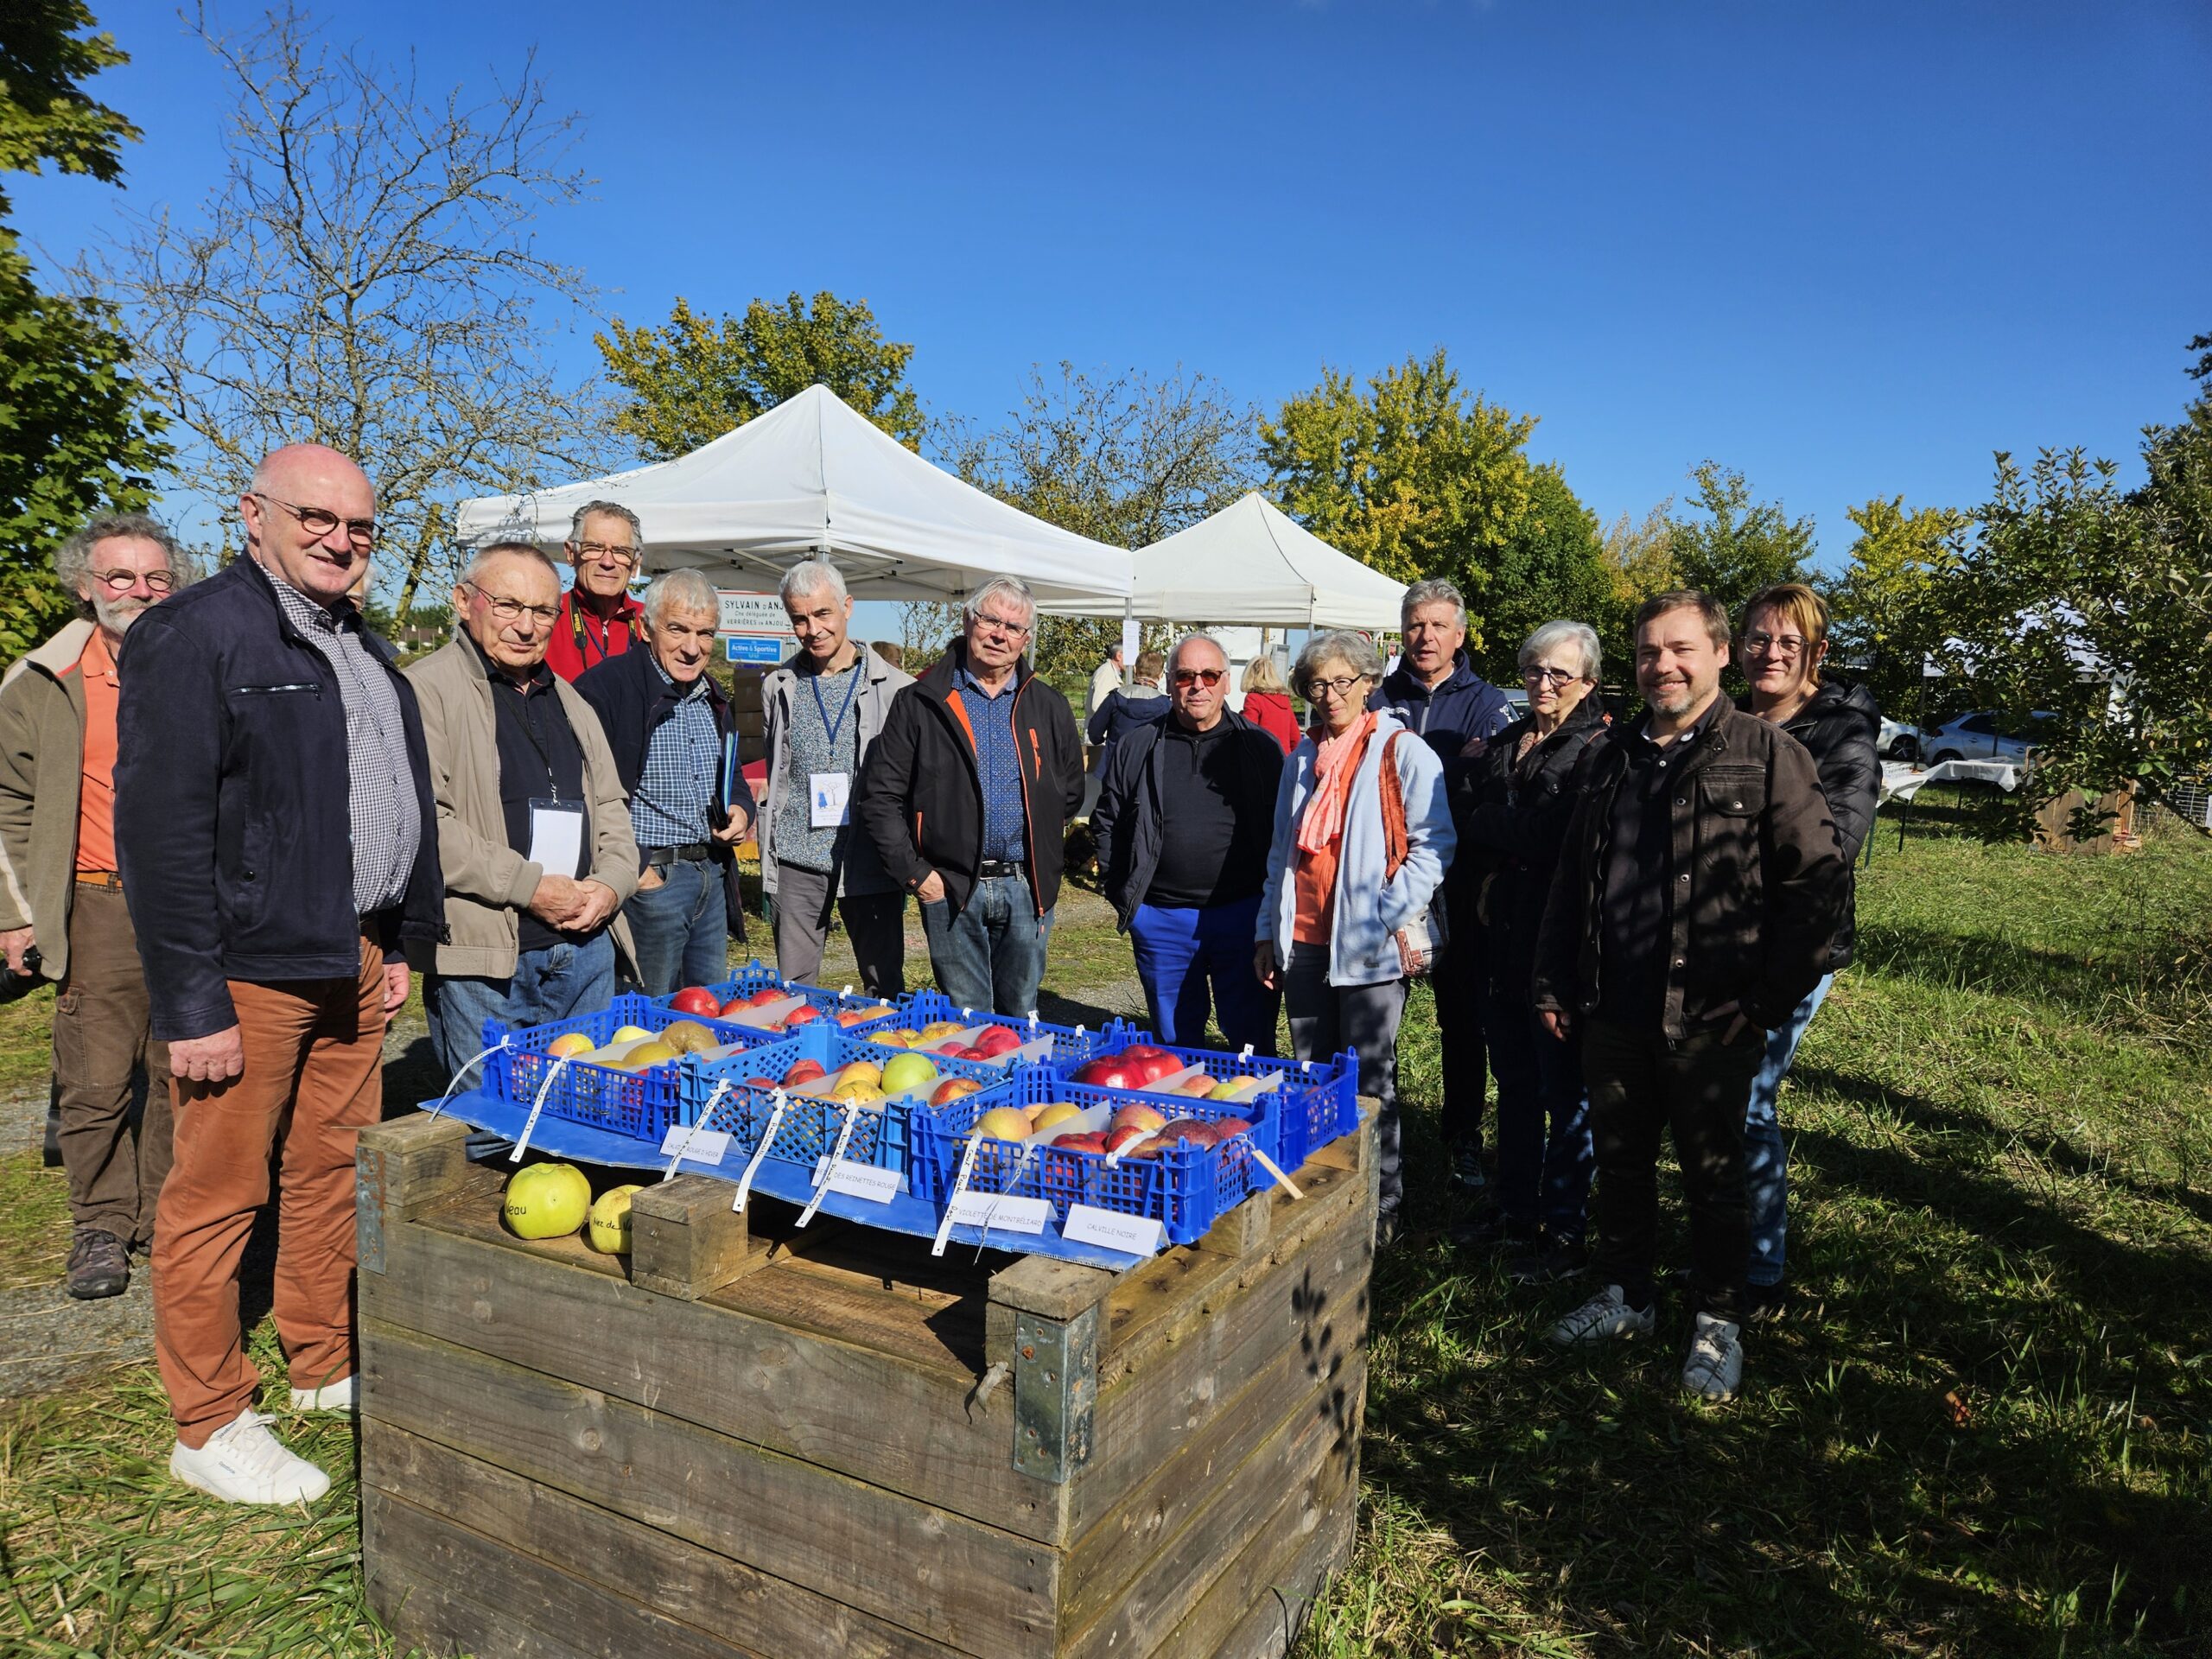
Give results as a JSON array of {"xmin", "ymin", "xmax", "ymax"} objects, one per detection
[{"xmin": 407, "ymin": 542, "xmax": 639, "ymax": 1077}]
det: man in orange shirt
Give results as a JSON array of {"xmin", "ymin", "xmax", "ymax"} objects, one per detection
[
  {"xmin": 0, "ymin": 516, "xmax": 191, "ymax": 1299},
  {"xmin": 542, "ymin": 500, "xmax": 647, "ymax": 682}
]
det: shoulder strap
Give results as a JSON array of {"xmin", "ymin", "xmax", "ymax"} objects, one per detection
[{"xmin": 1380, "ymin": 731, "xmax": 1410, "ymax": 880}]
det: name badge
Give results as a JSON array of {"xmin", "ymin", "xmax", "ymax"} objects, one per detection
[
  {"xmin": 809, "ymin": 772, "xmax": 851, "ymax": 829},
  {"xmin": 527, "ymin": 798, "xmax": 587, "ymax": 877}
]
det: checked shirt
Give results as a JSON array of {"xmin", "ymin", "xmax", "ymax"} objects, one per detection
[{"xmin": 632, "ymin": 659, "xmax": 720, "ymax": 849}]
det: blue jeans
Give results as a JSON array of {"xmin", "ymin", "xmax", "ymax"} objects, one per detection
[
  {"xmin": 1479, "ymin": 984, "xmax": 1592, "ymax": 1240},
  {"xmin": 1128, "ymin": 896, "xmax": 1279, "ymax": 1053},
  {"xmin": 920, "ymin": 874, "xmax": 1054, "ymax": 1017},
  {"xmin": 621, "ymin": 859, "xmax": 728, "ymax": 997},
  {"xmin": 1745, "ymin": 973, "xmax": 1833, "ymax": 1288},
  {"xmin": 427, "ymin": 931, "xmax": 618, "ymax": 1080}
]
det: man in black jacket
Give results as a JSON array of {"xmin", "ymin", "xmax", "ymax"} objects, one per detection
[
  {"xmin": 1092, "ymin": 634, "xmax": 1284, "ymax": 1052},
  {"xmin": 1533, "ymin": 591, "xmax": 1847, "ymax": 1404},
  {"xmin": 855, "ymin": 575, "xmax": 1082, "ymax": 1016},
  {"xmin": 116, "ymin": 442, "xmax": 443, "ymax": 1505},
  {"xmin": 575, "ymin": 569, "xmax": 757, "ymax": 995}
]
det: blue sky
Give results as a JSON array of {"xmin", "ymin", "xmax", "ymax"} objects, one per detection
[{"xmin": 17, "ymin": 0, "xmax": 2211, "ymax": 573}]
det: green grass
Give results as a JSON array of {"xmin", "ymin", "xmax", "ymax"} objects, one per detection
[{"xmin": 2, "ymin": 812, "xmax": 2207, "ymax": 1655}]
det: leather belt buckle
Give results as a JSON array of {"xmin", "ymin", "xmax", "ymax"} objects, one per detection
[{"xmin": 73, "ymin": 870, "xmax": 125, "ymax": 892}]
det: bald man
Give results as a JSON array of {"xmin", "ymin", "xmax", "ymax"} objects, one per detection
[{"xmin": 116, "ymin": 443, "xmax": 443, "ymax": 1504}]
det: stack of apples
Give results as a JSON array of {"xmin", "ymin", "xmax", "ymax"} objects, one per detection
[
  {"xmin": 969, "ymin": 1099, "xmax": 1086, "ymax": 1142},
  {"xmin": 880, "ymin": 1020, "xmax": 1027, "ymax": 1062},
  {"xmin": 738, "ymin": 1052, "xmax": 982, "ymax": 1108},
  {"xmin": 1045, "ymin": 1101, "xmax": 1252, "ymax": 1159},
  {"xmin": 1070, "ymin": 1045, "xmax": 1266, "ymax": 1105},
  {"xmin": 541, "ymin": 1020, "xmax": 721, "ymax": 1072}
]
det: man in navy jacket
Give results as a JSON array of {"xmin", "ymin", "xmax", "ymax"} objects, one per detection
[{"xmin": 116, "ymin": 443, "xmax": 442, "ymax": 1506}]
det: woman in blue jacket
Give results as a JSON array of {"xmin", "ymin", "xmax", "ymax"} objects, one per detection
[{"xmin": 1257, "ymin": 631, "xmax": 1456, "ymax": 1245}]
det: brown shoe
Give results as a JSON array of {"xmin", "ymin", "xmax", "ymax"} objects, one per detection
[{"xmin": 67, "ymin": 1229, "xmax": 130, "ymax": 1300}]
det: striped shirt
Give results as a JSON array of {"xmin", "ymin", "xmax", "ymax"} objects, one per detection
[{"xmin": 632, "ymin": 658, "xmax": 720, "ymax": 849}]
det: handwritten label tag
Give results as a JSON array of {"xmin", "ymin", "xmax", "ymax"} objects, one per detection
[
  {"xmin": 1063, "ymin": 1204, "xmax": 1165, "ymax": 1256},
  {"xmin": 657, "ymin": 1125, "xmax": 732, "ymax": 1166},
  {"xmin": 810, "ymin": 1158, "xmax": 900, "ymax": 1204},
  {"xmin": 945, "ymin": 1192, "xmax": 1051, "ymax": 1234}
]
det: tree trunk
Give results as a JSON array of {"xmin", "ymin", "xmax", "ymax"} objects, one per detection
[{"xmin": 393, "ymin": 502, "xmax": 447, "ymax": 629}]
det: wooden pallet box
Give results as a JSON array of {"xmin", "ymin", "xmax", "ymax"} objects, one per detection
[{"xmin": 355, "ymin": 1104, "xmax": 1377, "ymax": 1659}]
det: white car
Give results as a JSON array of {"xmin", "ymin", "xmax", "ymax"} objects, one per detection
[
  {"xmin": 1877, "ymin": 715, "xmax": 1920, "ymax": 763},
  {"xmin": 1923, "ymin": 711, "xmax": 2052, "ymax": 768}
]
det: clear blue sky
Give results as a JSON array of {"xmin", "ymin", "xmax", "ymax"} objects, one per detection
[{"xmin": 17, "ymin": 0, "xmax": 2211, "ymax": 572}]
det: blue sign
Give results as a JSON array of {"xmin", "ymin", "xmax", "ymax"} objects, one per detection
[{"xmin": 724, "ymin": 635, "xmax": 783, "ymax": 664}]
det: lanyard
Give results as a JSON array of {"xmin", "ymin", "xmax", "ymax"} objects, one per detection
[
  {"xmin": 571, "ymin": 597, "xmax": 635, "ymax": 666},
  {"xmin": 809, "ymin": 658, "xmax": 864, "ymax": 753},
  {"xmin": 502, "ymin": 676, "xmax": 566, "ymax": 802}
]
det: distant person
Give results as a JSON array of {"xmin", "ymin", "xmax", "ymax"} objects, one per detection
[
  {"xmin": 1370, "ymin": 577, "xmax": 1516, "ymax": 1199},
  {"xmin": 1446, "ymin": 621, "xmax": 1606, "ymax": 1282},
  {"xmin": 1087, "ymin": 641, "xmax": 1124, "ymax": 718},
  {"xmin": 856, "ymin": 575, "xmax": 1083, "ymax": 1016},
  {"xmin": 543, "ymin": 500, "xmax": 646, "ymax": 682},
  {"xmin": 0, "ymin": 515, "xmax": 190, "ymax": 1300},
  {"xmin": 577, "ymin": 569, "xmax": 756, "ymax": 995},
  {"xmin": 1734, "ymin": 582, "xmax": 1878, "ymax": 1319},
  {"xmin": 1258, "ymin": 630, "xmax": 1455, "ymax": 1247},
  {"xmin": 1240, "ymin": 652, "xmax": 1301, "ymax": 753},
  {"xmin": 1087, "ymin": 648, "xmax": 1168, "ymax": 775},
  {"xmin": 1093, "ymin": 634, "xmax": 1285, "ymax": 1052},
  {"xmin": 406, "ymin": 543, "xmax": 638, "ymax": 1075},
  {"xmin": 1535, "ymin": 591, "xmax": 1847, "ymax": 1402},
  {"xmin": 759, "ymin": 559, "xmax": 912, "ymax": 997},
  {"xmin": 871, "ymin": 639, "xmax": 906, "ymax": 670},
  {"xmin": 118, "ymin": 443, "xmax": 442, "ymax": 1503}
]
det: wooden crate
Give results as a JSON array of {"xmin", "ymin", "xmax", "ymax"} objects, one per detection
[{"xmin": 355, "ymin": 1103, "xmax": 1376, "ymax": 1659}]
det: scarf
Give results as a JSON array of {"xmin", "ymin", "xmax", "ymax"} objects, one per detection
[{"xmin": 1296, "ymin": 711, "xmax": 1376, "ymax": 857}]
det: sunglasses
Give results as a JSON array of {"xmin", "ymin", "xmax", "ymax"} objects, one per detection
[{"xmin": 1172, "ymin": 667, "xmax": 1224, "ymax": 688}]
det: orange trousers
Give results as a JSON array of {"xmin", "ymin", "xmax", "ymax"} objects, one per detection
[{"xmin": 154, "ymin": 936, "xmax": 386, "ymax": 1447}]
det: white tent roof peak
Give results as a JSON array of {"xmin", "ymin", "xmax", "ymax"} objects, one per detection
[{"xmin": 452, "ymin": 384, "xmax": 1131, "ymax": 606}]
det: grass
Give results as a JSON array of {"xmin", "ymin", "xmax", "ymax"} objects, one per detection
[{"xmin": 1, "ymin": 809, "xmax": 2207, "ymax": 1655}]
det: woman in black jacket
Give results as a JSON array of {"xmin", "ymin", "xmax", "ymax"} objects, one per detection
[
  {"xmin": 1447, "ymin": 620, "xmax": 1606, "ymax": 1281},
  {"xmin": 1735, "ymin": 582, "xmax": 1880, "ymax": 1318}
]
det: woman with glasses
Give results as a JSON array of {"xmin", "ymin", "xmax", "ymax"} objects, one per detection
[
  {"xmin": 1734, "ymin": 582, "xmax": 1879, "ymax": 1319},
  {"xmin": 1446, "ymin": 621, "xmax": 1607, "ymax": 1282},
  {"xmin": 1256, "ymin": 631, "xmax": 1456, "ymax": 1245}
]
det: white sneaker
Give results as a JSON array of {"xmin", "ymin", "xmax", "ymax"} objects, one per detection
[
  {"xmin": 1549, "ymin": 1284, "xmax": 1656, "ymax": 1346},
  {"xmin": 289, "ymin": 1373, "xmax": 357, "ymax": 1413},
  {"xmin": 1681, "ymin": 1312, "xmax": 1744, "ymax": 1402},
  {"xmin": 168, "ymin": 1408, "xmax": 332, "ymax": 1505}
]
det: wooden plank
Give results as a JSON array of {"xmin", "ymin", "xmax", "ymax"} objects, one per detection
[
  {"xmin": 1192, "ymin": 1192, "xmax": 1271, "ymax": 1258},
  {"xmin": 364, "ymin": 1421, "xmax": 971, "ymax": 1659},
  {"xmin": 365, "ymin": 1485, "xmax": 764, "ymax": 1659},
  {"xmin": 989, "ymin": 1256, "xmax": 1118, "ymax": 1322},
  {"xmin": 356, "ymin": 1113, "xmax": 487, "ymax": 1274},
  {"xmin": 630, "ymin": 1175, "xmax": 771, "ymax": 1300},
  {"xmin": 728, "ymin": 1255, "xmax": 984, "ymax": 1375},
  {"xmin": 361, "ymin": 1319, "xmax": 1058, "ymax": 1659},
  {"xmin": 1305, "ymin": 1103, "xmax": 1376, "ymax": 1173},
  {"xmin": 368, "ymin": 1552, "xmax": 605, "ymax": 1659},
  {"xmin": 360, "ymin": 1217, "xmax": 1058, "ymax": 1541},
  {"xmin": 1168, "ymin": 1479, "xmax": 1357, "ymax": 1659}
]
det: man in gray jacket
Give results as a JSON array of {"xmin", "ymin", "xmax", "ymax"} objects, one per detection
[
  {"xmin": 407, "ymin": 543, "xmax": 639, "ymax": 1075},
  {"xmin": 761, "ymin": 560, "xmax": 912, "ymax": 995}
]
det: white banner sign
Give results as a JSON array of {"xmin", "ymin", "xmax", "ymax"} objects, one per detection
[{"xmin": 718, "ymin": 590, "xmax": 787, "ymax": 636}]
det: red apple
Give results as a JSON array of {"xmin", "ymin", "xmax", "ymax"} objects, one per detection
[
  {"xmin": 743, "ymin": 1075, "xmax": 777, "ymax": 1090},
  {"xmin": 1074, "ymin": 1058, "xmax": 1138, "ymax": 1090},
  {"xmin": 931, "ymin": 1077, "xmax": 982, "ymax": 1107},
  {"xmin": 957, "ymin": 1045, "xmax": 988, "ymax": 1060},
  {"xmin": 1109, "ymin": 1103, "xmax": 1167, "ymax": 1134},
  {"xmin": 972, "ymin": 1024, "xmax": 1023, "ymax": 1058},
  {"xmin": 935, "ymin": 1040, "xmax": 968, "ymax": 1056},
  {"xmin": 1213, "ymin": 1116, "xmax": 1252, "ymax": 1138},
  {"xmin": 669, "ymin": 985, "xmax": 721, "ymax": 1016},
  {"xmin": 782, "ymin": 1060, "xmax": 827, "ymax": 1085},
  {"xmin": 1121, "ymin": 1044, "xmax": 1171, "ymax": 1065},
  {"xmin": 747, "ymin": 988, "xmax": 788, "ymax": 1007},
  {"xmin": 1052, "ymin": 1130, "xmax": 1109, "ymax": 1153},
  {"xmin": 1135, "ymin": 1054, "xmax": 1184, "ymax": 1085},
  {"xmin": 1103, "ymin": 1124, "xmax": 1152, "ymax": 1155},
  {"xmin": 783, "ymin": 1004, "xmax": 821, "ymax": 1028}
]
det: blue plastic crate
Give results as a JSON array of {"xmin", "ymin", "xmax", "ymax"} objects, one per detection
[
  {"xmin": 1078, "ymin": 1036, "xmax": 1361, "ymax": 1172},
  {"xmin": 655, "ymin": 958, "xmax": 903, "ymax": 1037},
  {"xmin": 908, "ymin": 1070, "xmax": 1283, "ymax": 1245},
  {"xmin": 896, "ymin": 988, "xmax": 1130, "ymax": 1069},
  {"xmin": 483, "ymin": 994, "xmax": 762, "ymax": 1142}
]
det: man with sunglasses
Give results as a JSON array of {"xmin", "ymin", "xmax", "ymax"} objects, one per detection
[
  {"xmin": 0, "ymin": 516, "xmax": 191, "ymax": 1302},
  {"xmin": 544, "ymin": 500, "xmax": 647, "ymax": 682},
  {"xmin": 115, "ymin": 443, "xmax": 443, "ymax": 1504},
  {"xmin": 1092, "ymin": 634, "xmax": 1285, "ymax": 1051},
  {"xmin": 405, "ymin": 543, "xmax": 639, "ymax": 1075},
  {"xmin": 856, "ymin": 575, "xmax": 1083, "ymax": 1016}
]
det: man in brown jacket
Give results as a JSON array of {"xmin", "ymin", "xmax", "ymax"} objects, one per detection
[
  {"xmin": 407, "ymin": 543, "xmax": 639, "ymax": 1077},
  {"xmin": 0, "ymin": 515, "xmax": 189, "ymax": 1299},
  {"xmin": 1534, "ymin": 590, "xmax": 1846, "ymax": 1403}
]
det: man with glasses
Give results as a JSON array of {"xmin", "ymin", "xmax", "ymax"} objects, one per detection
[
  {"xmin": 857, "ymin": 575, "xmax": 1083, "ymax": 1016},
  {"xmin": 405, "ymin": 543, "xmax": 639, "ymax": 1073},
  {"xmin": 544, "ymin": 500, "xmax": 647, "ymax": 682},
  {"xmin": 0, "ymin": 516, "xmax": 190, "ymax": 1301},
  {"xmin": 116, "ymin": 444, "xmax": 443, "ymax": 1503},
  {"xmin": 1092, "ymin": 634, "xmax": 1285, "ymax": 1051}
]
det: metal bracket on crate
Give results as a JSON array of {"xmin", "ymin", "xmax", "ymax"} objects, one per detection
[{"xmin": 1012, "ymin": 1304, "xmax": 1099, "ymax": 1484}]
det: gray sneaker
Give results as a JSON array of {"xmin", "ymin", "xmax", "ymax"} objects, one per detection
[
  {"xmin": 67, "ymin": 1229, "xmax": 130, "ymax": 1300},
  {"xmin": 1549, "ymin": 1283, "xmax": 1656, "ymax": 1345},
  {"xmin": 1681, "ymin": 1312, "xmax": 1744, "ymax": 1402},
  {"xmin": 1451, "ymin": 1142, "xmax": 1489, "ymax": 1190}
]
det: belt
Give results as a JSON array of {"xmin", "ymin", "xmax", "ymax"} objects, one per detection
[
  {"xmin": 73, "ymin": 870, "xmax": 124, "ymax": 891},
  {"xmin": 976, "ymin": 859, "xmax": 1027, "ymax": 880},
  {"xmin": 645, "ymin": 842, "xmax": 716, "ymax": 868}
]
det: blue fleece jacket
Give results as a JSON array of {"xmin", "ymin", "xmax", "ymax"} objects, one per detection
[{"xmin": 1369, "ymin": 651, "xmax": 1515, "ymax": 768}]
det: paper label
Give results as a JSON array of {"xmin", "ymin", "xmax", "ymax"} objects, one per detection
[
  {"xmin": 657, "ymin": 1125, "xmax": 732, "ymax": 1165},
  {"xmin": 810, "ymin": 1158, "xmax": 899, "ymax": 1204},
  {"xmin": 809, "ymin": 771, "xmax": 851, "ymax": 828},
  {"xmin": 1063, "ymin": 1204, "xmax": 1165, "ymax": 1255},
  {"xmin": 945, "ymin": 1192, "xmax": 1052, "ymax": 1234},
  {"xmin": 526, "ymin": 800, "xmax": 586, "ymax": 878}
]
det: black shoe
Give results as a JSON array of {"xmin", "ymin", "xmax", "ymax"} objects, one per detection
[
  {"xmin": 1450, "ymin": 1142, "xmax": 1490, "ymax": 1191},
  {"xmin": 1375, "ymin": 1211, "xmax": 1402, "ymax": 1252},
  {"xmin": 1745, "ymin": 1281, "xmax": 1787, "ymax": 1324},
  {"xmin": 1509, "ymin": 1233, "xmax": 1590, "ymax": 1286},
  {"xmin": 66, "ymin": 1229, "xmax": 130, "ymax": 1300},
  {"xmin": 1450, "ymin": 1210, "xmax": 1534, "ymax": 1250}
]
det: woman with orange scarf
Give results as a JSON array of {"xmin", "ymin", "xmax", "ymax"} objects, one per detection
[{"xmin": 1257, "ymin": 631, "xmax": 1456, "ymax": 1246}]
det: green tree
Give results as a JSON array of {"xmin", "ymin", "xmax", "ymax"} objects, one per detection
[
  {"xmin": 0, "ymin": 1, "xmax": 168, "ymax": 658},
  {"xmin": 597, "ymin": 291, "xmax": 922, "ymax": 461},
  {"xmin": 1828, "ymin": 495, "xmax": 1966, "ymax": 718},
  {"xmin": 1474, "ymin": 463, "xmax": 1615, "ymax": 681},
  {"xmin": 1664, "ymin": 461, "xmax": 1815, "ymax": 621},
  {"xmin": 1262, "ymin": 349, "xmax": 1536, "ymax": 647}
]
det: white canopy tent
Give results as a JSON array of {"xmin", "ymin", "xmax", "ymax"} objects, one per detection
[
  {"xmin": 452, "ymin": 384, "xmax": 1132, "ymax": 607},
  {"xmin": 1031, "ymin": 491, "xmax": 1405, "ymax": 632}
]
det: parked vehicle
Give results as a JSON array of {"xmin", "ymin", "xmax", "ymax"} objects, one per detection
[
  {"xmin": 1878, "ymin": 715, "xmax": 1920, "ymax": 763},
  {"xmin": 1923, "ymin": 710, "xmax": 2053, "ymax": 767}
]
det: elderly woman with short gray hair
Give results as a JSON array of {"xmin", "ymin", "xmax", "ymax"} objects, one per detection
[{"xmin": 1256, "ymin": 630, "xmax": 1456, "ymax": 1243}]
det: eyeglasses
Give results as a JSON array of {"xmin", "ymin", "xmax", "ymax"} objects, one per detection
[
  {"xmin": 571, "ymin": 541, "xmax": 639, "ymax": 568},
  {"xmin": 1743, "ymin": 631, "xmax": 1810, "ymax": 658},
  {"xmin": 251, "ymin": 493, "xmax": 377, "ymax": 550},
  {"xmin": 974, "ymin": 612, "xmax": 1033, "ymax": 639},
  {"xmin": 1308, "ymin": 675, "xmax": 1370, "ymax": 698},
  {"xmin": 1522, "ymin": 665, "xmax": 1582, "ymax": 686},
  {"xmin": 461, "ymin": 582, "xmax": 562, "ymax": 626},
  {"xmin": 86, "ymin": 567, "xmax": 177, "ymax": 594},
  {"xmin": 1172, "ymin": 667, "xmax": 1224, "ymax": 688}
]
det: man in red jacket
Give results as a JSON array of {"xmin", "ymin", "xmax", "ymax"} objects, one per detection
[{"xmin": 543, "ymin": 500, "xmax": 646, "ymax": 683}]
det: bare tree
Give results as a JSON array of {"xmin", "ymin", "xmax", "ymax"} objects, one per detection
[{"xmin": 79, "ymin": 5, "xmax": 616, "ymax": 622}]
